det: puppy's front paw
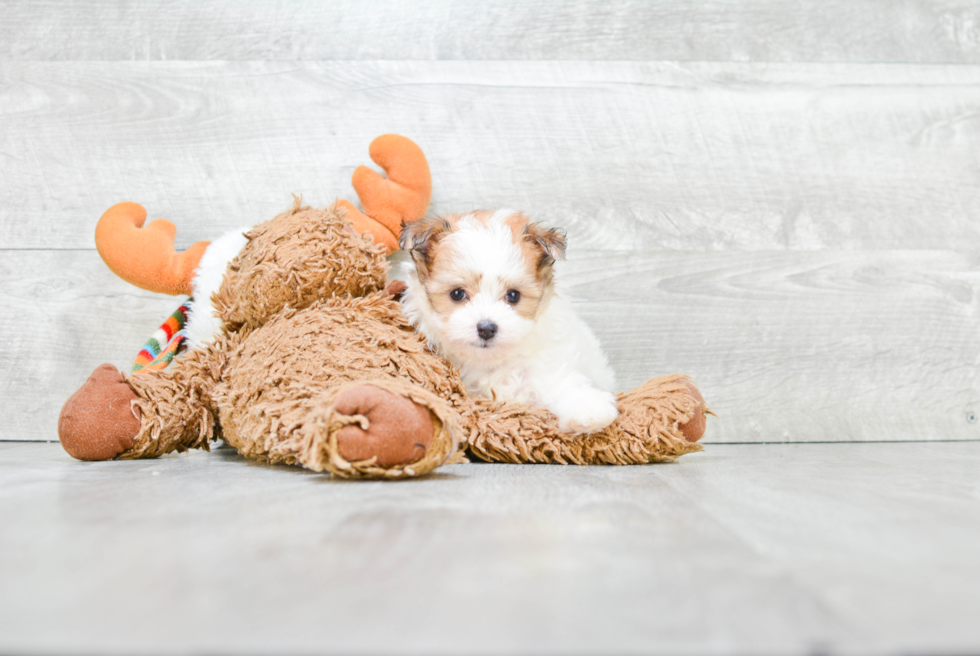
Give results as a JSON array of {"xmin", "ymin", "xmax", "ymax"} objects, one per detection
[{"xmin": 551, "ymin": 388, "xmax": 619, "ymax": 436}]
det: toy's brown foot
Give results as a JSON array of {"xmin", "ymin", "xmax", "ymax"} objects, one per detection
[
  {"xmin": 58, "ymin": 364, "xmax": 142, "ymax": 460},
  {"xmin": 334, "ymin": 384, "xmax": 434, "ymax": 468},
  {"xmin": 679, "ymin": 380, "xmax": 708, "ymax": 443}
]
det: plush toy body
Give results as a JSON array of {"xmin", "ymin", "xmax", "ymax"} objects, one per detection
[{"xmin": 59, "ymin": 136, "xmax": 708, "ymax": 478}]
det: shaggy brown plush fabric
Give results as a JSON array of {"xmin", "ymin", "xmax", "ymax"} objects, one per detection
[
  {"xmin": 462, "ymin": 375, "xmax": 704, "ymax": 465},
  {"xmin": 217, "ymin": 200, "xmax": 389, "ymax": 330},
  {"xmin": 125, "ymin": 343, "xmax": 220, "ymax": 459},
  {"xmin": 212, "ymin": 290, "xmax": 465, "ymax": 477}
]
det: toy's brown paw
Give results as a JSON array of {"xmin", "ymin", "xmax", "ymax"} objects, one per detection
[
  {"xmin": 679, "ymin": 380, "xmax": 707, "ymax": 443},
  {"xmin": 58, "ymin": 364, "xmax": 142, "ymax": 460},
  {"xmin": 334, "ymin": 385, "xmax": 434, "ymax": 467}
]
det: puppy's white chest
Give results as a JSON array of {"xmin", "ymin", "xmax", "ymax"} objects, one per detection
[{"xmin": 461, "ymin": 362, "xmax": 538, "ymax": 406}]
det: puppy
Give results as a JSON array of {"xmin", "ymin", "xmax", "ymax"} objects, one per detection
[{"xmin": 398, "ymin": 209, "xmax": 619, "ymax": 435}]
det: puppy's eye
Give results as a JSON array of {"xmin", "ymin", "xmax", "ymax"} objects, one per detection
[
  {"xmin": 505, "ymin": 289, "xmax": 521, "ymax": 304},
  {"xmin": 449, "ymin": 288, "xmax": 467, "ymax": 302}
]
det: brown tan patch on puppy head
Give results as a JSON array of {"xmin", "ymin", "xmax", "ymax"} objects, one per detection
[
  {"xmin": 399, "ymin": 215, "xmax": 454, "ymax": 280},
  {"xmin": 504, "ymin": 212, "xmax": 567, "ymax": 286}
]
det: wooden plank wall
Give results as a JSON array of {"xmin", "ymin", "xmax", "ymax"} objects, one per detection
[{"xmin": 2, "ymin": 1, "xmax": 978, "ymax": 443}]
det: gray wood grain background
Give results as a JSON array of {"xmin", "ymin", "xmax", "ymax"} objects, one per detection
[{"xmin": 2, "ymin": 0, "xmax": 978, "ymax": 443}]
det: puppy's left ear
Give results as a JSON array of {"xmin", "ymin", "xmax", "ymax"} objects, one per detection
[
  {"xmin": 524, "ymin": 223, "xmax": 567, "ymax": 271},
  {"xmin": 399, "ymin": 215, "xmax": 452, "ymax": 278}
]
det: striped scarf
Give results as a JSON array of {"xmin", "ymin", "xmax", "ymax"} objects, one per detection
[{"xmin": 132, "ymin": 299, "xmax": 191, "ymax": 374}]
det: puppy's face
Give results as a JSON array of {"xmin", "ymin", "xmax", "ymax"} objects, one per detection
[{"xmin": 400, "ymin": 210, "xmax": 566, "ymax": 362}]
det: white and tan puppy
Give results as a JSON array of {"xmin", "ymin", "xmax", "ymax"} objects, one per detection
[{"xmin": 399, "ymin": 209, "xmax": 619, "ymax": 434}]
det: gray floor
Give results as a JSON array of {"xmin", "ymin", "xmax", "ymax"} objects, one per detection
[{"xmin": 2, "ymin": 442, "xmax": 978, "ymax": 655}]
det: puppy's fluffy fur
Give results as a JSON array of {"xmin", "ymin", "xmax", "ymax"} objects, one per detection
[{"xmin": 399, "ymin": 209, "xmax": 619, "ymax": 434}]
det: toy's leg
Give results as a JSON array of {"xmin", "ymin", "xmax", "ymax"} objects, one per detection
[
  {"xmin": 464, "ymin": 375, "xmax": 709, "ymax": 465},
  {"xmin": 59, "ymin": 350, "xmax": 219, "ymax": 461},
  {"xmin": 219, "ymin": 378, "xmax": 461, "ymax": 479}
]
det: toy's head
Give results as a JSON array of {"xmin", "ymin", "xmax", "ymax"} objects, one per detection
[{"xmin": 217, "ymin": 200, "xmax": 389, "ymax": 329}]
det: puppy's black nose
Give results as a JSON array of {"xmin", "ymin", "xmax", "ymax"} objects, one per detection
[{"xmin": 477, "ymin": 320, "xmax": 498, "ymax": 341}]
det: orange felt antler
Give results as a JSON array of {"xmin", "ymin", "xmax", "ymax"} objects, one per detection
[
  {"xmin": 337, "ymin": 134, "xmax": 432, "ymax": 253},
  {"xmin": 94, "ymin": 202, "xmax": 210, "ymax": 295}
]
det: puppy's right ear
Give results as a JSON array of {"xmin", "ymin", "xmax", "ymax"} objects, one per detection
[{"xmin": 399, "ymin": 215, "xmax": 453, "ymax": 278}]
